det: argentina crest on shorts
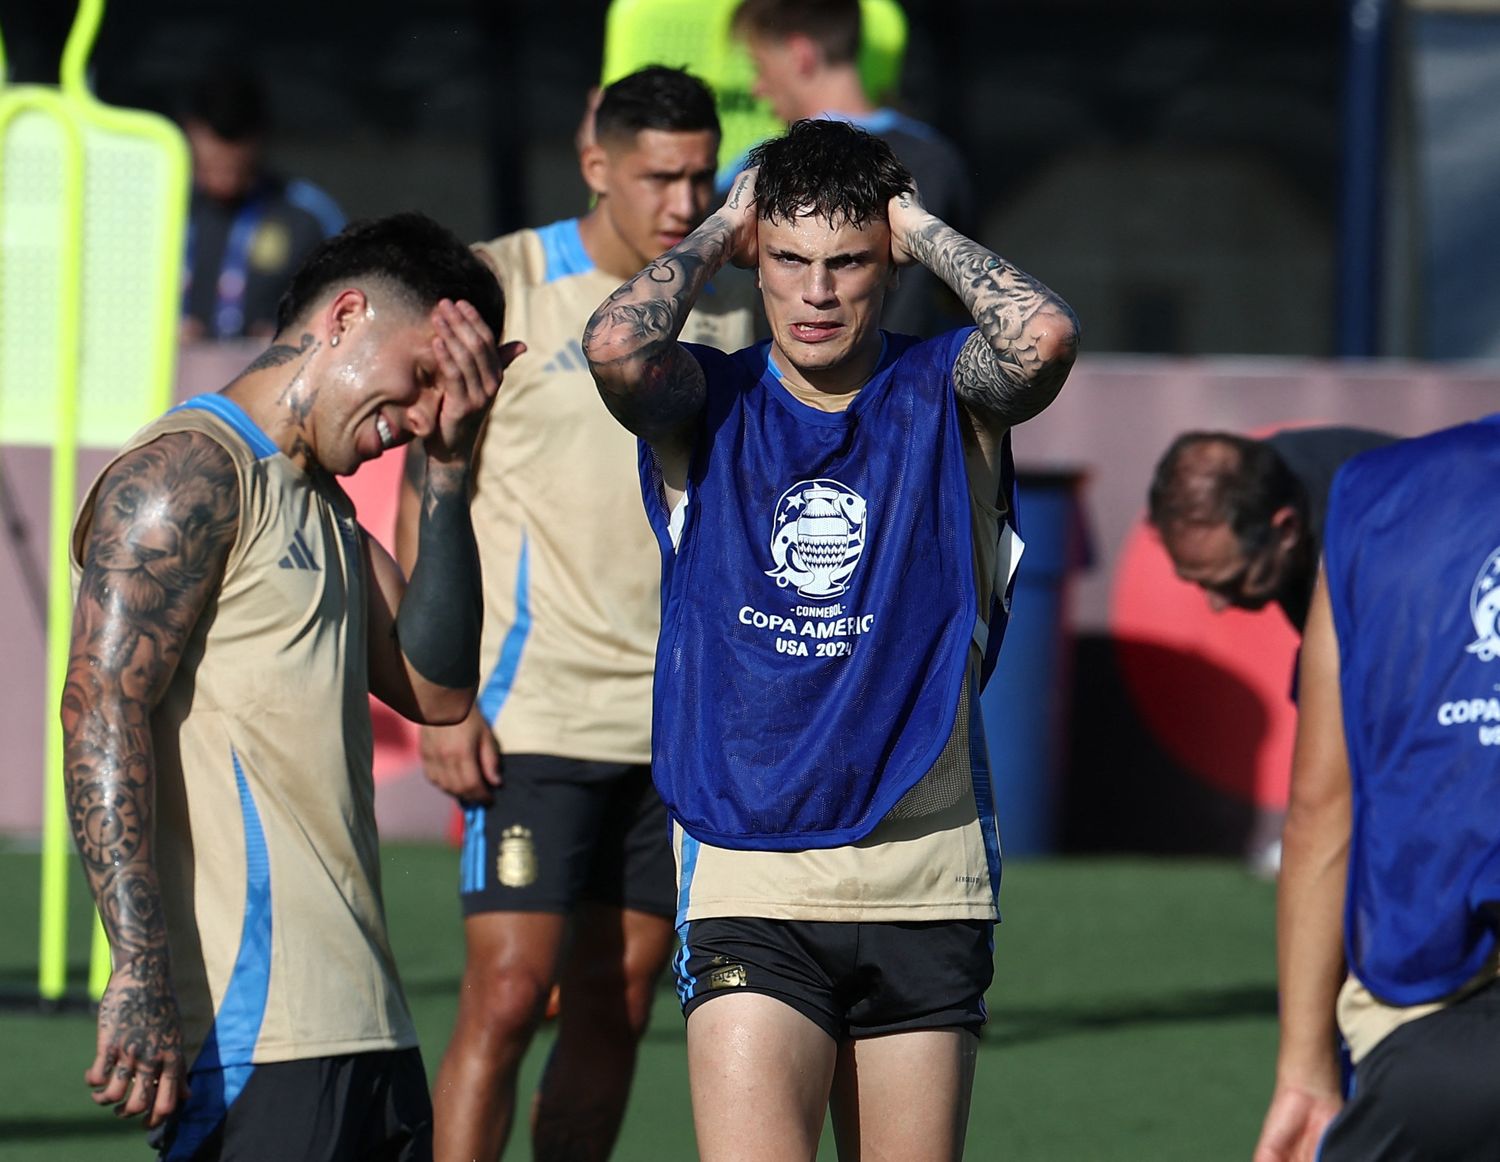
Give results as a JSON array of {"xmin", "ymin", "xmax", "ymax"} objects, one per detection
[{"xmin": 641, "ymin": 331, "xmax": 981, "ymax": 853}]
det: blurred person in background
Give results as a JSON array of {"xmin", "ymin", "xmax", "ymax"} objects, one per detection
[
  {"xmin": 181, "ymin": 66, "xmax": 345, "ymax": 341},
  {"xmin": 1148, "ymin": 427, "xmax": 1394, "ymax": 876},
  {"xmin": 1149, "ymin": 428, "xmax": 1393, "ymax": 635},
  {"xmin": 396, "ymin": 67, "xmax": 757, "ymax": 1162},
  {"xmin": 727, "ymin": 0, "xmax": 975, "ymax": 337},
  {"xmin": 1255, "ymin": 413, "xmax": 1500, "ymax": 1161}
]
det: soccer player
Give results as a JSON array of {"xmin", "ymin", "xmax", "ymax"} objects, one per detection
[
  {"xmin": 727, "ymin": 0, "xmax": 976, "ymax": 336},
  {"xmin": 1148, "ymin": 427, "xmax": 1395, "ymax": 876},
  {"xmin": 1254, "ymin": 414, "xmax": 1500, "ymax": 1160},
  {"xmin": 396, "ymin": 68, "xmax": 757, "ymax": 1161},
  {"xmin": 584, "ymin": 119, "xmax": 1078, "ymax": 1160},
  {"xmin": 63, "ymin": 213, "xmax": 516, "ymax": 1159}
]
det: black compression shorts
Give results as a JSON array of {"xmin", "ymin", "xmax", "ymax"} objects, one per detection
[
  {"xmin": 674, "ymin": 915, "xmax": 994, "ymax": 1040},
  {"xmin": 149, "ymin": 1048, "xmax": 431, "ymax": 1161}
]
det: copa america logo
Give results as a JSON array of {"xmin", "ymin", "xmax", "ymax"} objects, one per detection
[
  {"xmin": 765, "ymin": 478, "xmax": 869, "ymax": 600},
  {"xmin": 1467, "ymin": 545, "xmax": 1500, "ymax": 661}
]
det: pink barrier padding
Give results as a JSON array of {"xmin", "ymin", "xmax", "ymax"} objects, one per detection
[{"xmin": 1112, "ymin": 515, "xmax": 1299, "ymax": 809}]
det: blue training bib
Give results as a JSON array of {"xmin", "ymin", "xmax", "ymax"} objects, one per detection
[
  {"xmin": 641, "ymin": 329, "xmax": 986, "ymax": 851},
  {"xmin": 1324, "ymin": 412, "xmax": 1500, "ymax": 1004}
]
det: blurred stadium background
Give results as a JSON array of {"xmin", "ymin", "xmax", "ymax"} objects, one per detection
[{"xmin": 2, "ymin": 0, "xmax": 1498, "ymax": 1156}]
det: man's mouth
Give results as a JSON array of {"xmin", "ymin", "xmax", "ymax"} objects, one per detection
[
  {"xmin": 375, "ymin": 414, "xmax": 395, "ymax": 449},
  {"xmin": 790, "ymin": 322, "xmax": 842, "ymax": 342}
]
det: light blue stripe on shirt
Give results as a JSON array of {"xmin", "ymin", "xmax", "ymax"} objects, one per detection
[{"xmin": 167, "ymin": 748, "xmax": 273, "ymax": 1159}]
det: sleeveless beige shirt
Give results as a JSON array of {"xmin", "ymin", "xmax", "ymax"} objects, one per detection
[
  {"xmin": 72, "ymin": 399, "xmax": 415, "ymax": 1066},
  {"xmin": 467, "ymin": 221, "xmax": 758, "ymax": 763}
]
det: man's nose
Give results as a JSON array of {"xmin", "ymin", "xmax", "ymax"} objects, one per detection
[
  {"xmin": 802, "ymin": 266, "xmax": 836, "ymax": 307},
  {"xmin": 666, "ymin": 179, "xmax": 696, "ymax": 223},
  {"xmin": 404, "ymin": 394, "xmax": 440, "ymax": 439}
]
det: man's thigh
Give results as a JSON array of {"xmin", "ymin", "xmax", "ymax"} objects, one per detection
[
  {"xmin": 458, "ymin": 754, "xmax": 631, "ymax": 916},
  {"xmin": 686, "ymin": 992, "xmax": 838, "ymax": 1162},
  {"xmin": 830, "ymin": 1030, "xmax": 978, "ymax": 1162},
  {"xmin": 1322, "ymin": 982, "xmax": 1500, "ymax": 1161},
  {"xmin": 152, "ymin": 1048, "xmax": 432, "ymax": 1162}
]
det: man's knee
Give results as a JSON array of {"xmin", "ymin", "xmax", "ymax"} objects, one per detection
[{"xmin": 462, "ymin": 958, "xmax": 555, "ymax": 1044}]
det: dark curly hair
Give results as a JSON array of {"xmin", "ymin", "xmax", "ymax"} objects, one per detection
[
  {"xmin": 746, "ymin": 118, "xmax": 912, "ymax": 228},
  {"xmin": 275, "ymin": 212, "xmax": 504, "ymax": 340}
]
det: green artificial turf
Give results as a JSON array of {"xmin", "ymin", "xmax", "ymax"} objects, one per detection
[{"xmin": 0, "ymin": 840, "xmax": 1279, "ymax": 1160}]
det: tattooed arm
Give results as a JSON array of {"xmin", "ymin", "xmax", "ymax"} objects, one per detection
[
  {"xmin": 887, "ymin": 189, "xmax": 1079, "ymax": 444},
  {"xmin": 62, "ymin": 432, "xmax": 240, "ymax": 1128},
  {"xmin": 583, "ymin": 168, "xmax": 759, "ymax": 493}
]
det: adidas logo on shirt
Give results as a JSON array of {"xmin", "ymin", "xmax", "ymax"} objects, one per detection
[
  {"xmin": 542, "ymin": 340, "xmax": 588, "ymax": 374},
  {"xmin": 279, "ymin": 530, "xmax": 320, "ymax": 571}
]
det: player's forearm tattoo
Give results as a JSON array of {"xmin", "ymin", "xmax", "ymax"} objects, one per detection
[
  {"xmin": 901, "ymin": 212, "xmax": 1079, "ymax": 426},
  {"xmin": 583, "ymin": 215, "xmax": 735, "ymax": 440},
  {"xmin": 61, "ymin": 433, "xmax": 239, "ymax": 1062},
  {"xmin": 726, "ymin": 170, "xmax": 752, "ymax": 210},
  {"xmin": 401, "ymin": 438, "xmax": 427, "ymax": 489},
  {"xmin": 395, "ymin": 464, "xmax": 482, "ymax": 690}
]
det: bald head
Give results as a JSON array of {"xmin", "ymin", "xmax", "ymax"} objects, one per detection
[
  {"xmin": 1149, "ymin": 432, "xmax": 1302, "ymax": 545},
  {"xmin": 1148, "ymin": 431, "xmax": 1311, "ymax": 621}
]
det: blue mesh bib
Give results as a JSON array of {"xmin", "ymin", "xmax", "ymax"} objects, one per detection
[
  {"xmin": 1325, "ymin": 413, "xmax": 1500, "ymax": 1004},
  {"xmin": 640, "ymin": 330, "xmax": 988, "ymax": 851}
]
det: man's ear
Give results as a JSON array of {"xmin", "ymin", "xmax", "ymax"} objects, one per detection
[
  {"xmin": 1270, "ymin": 504, "xmax": 1302, "ymax": 548},
  {"xmin": 581, "ymin": 142, "xmax": 611, "ymax": 199},
  {"xmin": 787, "ymin": 32, "xmax": 821, "ymax": 76},
  {"xmin": 324, "ymin": 287, "xmax": 371, "ymax": 347}
]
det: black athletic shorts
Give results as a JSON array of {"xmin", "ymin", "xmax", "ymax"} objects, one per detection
[
  {"xmin": 1319, "ymin": 980, "xmax": 1500, "ymax": 1161},
  {"xmin": 675, "ymin": 916, "xmax": 995, "ymax": 1040},
  {"xmin": 458, "ymin": 755, "xmax": 674, "ymax": 918},
  {"xmin": 148, "ymin": 1047, "xmax": 431, "ymax": 1161}
]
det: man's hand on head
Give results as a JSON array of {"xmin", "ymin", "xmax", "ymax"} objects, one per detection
[
  {"xmin": 887, "ymin": 185, "xmax": 931, "ymax": 268},
  {"xmin": 721, "ymin": 167, "xmax": 760, "ymax": 268},
  {"xmin": 425, "ymin": 298, "xmax": 525, "ymax": 468}
]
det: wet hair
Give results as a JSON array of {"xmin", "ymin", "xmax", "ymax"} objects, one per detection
[
  {"xmin": 1147, "ymin": 432, "xmax": 1305, "ymax": 554},
  {"xmin": 184, "ymin": 66, "xmax": 268, "ymax": 142},
  {"xmin": 746, "ymin": 118, "xmax": 912, "ymax": 228},
  {"xmin": 275, "ymin": 212, "xmax": 504, "ymax": 341},
  {"xmin": 731, "ymin": 0, "xmax": 860, "ymax": 66},
  {"xmin": 593, "ymin": 65, "xmax": 720, "ymax": 147}
]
